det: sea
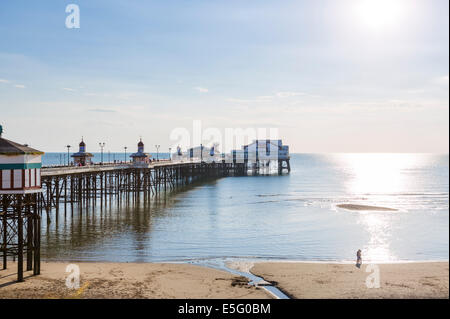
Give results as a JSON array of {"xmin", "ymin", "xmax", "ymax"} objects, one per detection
[{"xmin": 41, "ymin": 153, "xmax": 449, "ymax": 263}]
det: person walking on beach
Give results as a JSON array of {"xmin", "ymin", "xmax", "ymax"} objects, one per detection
[{"xmin": 356, "ymin": 249, "xmax": 362, "ymax": 268}]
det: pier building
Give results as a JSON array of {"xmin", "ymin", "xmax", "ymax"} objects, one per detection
[
  {"xmin": 0, "ymin": 126, "xmax": 43, "ymax": 281},
  {"xmin": 229, "ymin": 139, "xmax": 290, "ymax": 175},
  {"xmin": 71, "ymin": 138, "xmax": 93, "ymax": 166},
  {"xmin": 130, "ymin": 138, "xmax": 151, "ymax": 164}
]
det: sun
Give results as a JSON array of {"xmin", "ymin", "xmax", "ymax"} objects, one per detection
[{"xmin": 354, "ymin": 0, "xmax": 404, "ymax": 30}]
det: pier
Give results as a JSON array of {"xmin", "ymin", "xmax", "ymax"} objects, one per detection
[
  {"xmin": 1, "ymin": 133, "xmax": 290, "ymax": 282},
  {"xmin": 39, "ymin": 160, "xmax": 248, "ymax": 223}
]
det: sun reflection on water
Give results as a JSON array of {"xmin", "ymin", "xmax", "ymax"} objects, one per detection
[
  {"xmin": 340, "ymin": 153, "xmax": 423, "ymax": 196},
  {"xmin": 339, "ymin": 154, "xmax": 427, "ymax": 262},
  {"xmin": 358, "ymin": 213, "xmax": 397, "ymax": 262}
]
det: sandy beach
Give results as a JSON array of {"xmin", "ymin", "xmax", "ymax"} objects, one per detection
[
  {"xmin": 251, "ymin": 262, "xmax": 449, "ymax": 299},
  {"xmin": 1, "ymin": 261, "xmax": 448, "ymax": 299},
  {"xmin": 0, "ymin": 262, "xmax": 269, "ymax": 299}
]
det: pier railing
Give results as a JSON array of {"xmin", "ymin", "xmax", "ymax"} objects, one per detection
[{"xmin": 41, "ymin": 159, "xmax": 204, "ymax": 176}]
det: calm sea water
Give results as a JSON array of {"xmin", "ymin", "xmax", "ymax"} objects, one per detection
[{"xmin": 41, "ymin": 153, "xmax": 449, "ymax": 263}]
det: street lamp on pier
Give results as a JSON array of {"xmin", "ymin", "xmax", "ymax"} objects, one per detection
[
  {"xmin": 66, "ymin": 145, "xmax": 71, "ymax": 166},
  {"xmin": 155, "ymin": 145, "xmax": 160, "ymax": 161},
  {"xmin": 124, "ymin": 146, "xmax": 128, "ymax": 163},
  {"xmin": 99, "ymin": 142, "xmax": 106, "ymax": 164},
  {"xmin": 200, "ymin": 144, "xmax": 203, "ymax": 162},
  {"xmin": 169, "ymin": 147, "xmax": 172, "ymax": 161}
]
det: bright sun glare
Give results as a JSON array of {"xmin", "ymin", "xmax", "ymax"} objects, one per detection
[{"xmin": 355, "ymin": 0, "xmax": 405, "ymax": 30}]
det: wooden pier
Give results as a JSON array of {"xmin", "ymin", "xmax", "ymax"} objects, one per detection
[
  {"xmin": 1, "ymin": 136, "xmax": 290, "ymax": 282},
  {"xmin": 39, "ymin": 160, "xmax": 248, "ymax": 223}
]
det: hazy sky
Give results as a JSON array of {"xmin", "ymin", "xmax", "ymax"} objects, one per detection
[{"xmin": 0, "ymin": 0, "xmax": 448, "ymax": 153}]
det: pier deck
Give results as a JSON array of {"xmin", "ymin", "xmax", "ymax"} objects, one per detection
[{"xmin": 41, "ymin": 159, "xmax": 199, "ymax": 176}]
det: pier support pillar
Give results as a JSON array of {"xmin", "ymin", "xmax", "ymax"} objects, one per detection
[{"xmin": 0, "ymin": 193, "xmax": 41, "ymax": 282}]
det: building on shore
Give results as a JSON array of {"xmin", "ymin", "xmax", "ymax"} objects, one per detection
[
  {"xmin": 71, "ymin": 138, "xmax": 93, "ymax": 166},
  {"xmin": 130, "ymin": 138, "xmax": 151, "ymax": 164}
]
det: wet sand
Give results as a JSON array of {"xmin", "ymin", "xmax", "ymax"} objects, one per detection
[
  {"xmin": 0, "ymin": 262, "xmax": 269, "ymax": 299},
  {"xmin": 251, "ymin": 262, "xmax": 449, "ymax": 299}
]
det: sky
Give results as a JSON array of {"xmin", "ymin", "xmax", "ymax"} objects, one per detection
[{"xmin": 0, "ymin": 0, "xmax": 448, "ymax": 153}]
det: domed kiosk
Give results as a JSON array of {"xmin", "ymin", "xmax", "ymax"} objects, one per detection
[
  {"xmin": 71, "ymin": 138, "xmax": 94, "ymax": 166},
  {"xmin": 130, "ymin": 138, "xmax": 150, "ymax": 164}
]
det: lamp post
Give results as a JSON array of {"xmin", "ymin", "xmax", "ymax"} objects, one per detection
[
  {"xmin": 155, "ymin": 145, "xmax": 160, "ymax": 161},
  {"xmin": 66, "ymin": 145, "xmax": 71, "ymax": 166},
  {"xmin": 108, "ymin": 150, "xmax": 111, "ymax": 164},
  {"xmin": 124, "ymin": 146, "xmax": 128, "ymax": 163},
  {"xmin": 99, "ymin": 142, "xmax": 106, "ymax": 164},
  {"xmin": 200, "ymin": 143, "xmax": 203, "ymax": 162},
  {"xmin": 169, "ymin": 147, "xmax": 172, "ymax": 161}
]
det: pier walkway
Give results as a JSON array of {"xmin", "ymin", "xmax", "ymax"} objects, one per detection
[{"xmin": 42, "ymin": 159, "xmax": 196, "ymax": 176}]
